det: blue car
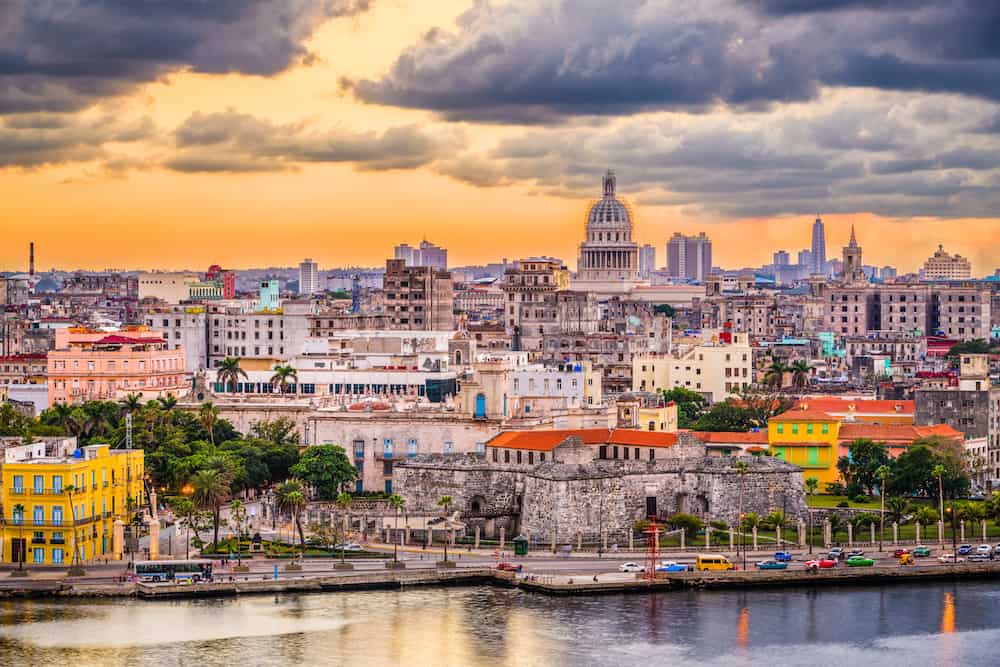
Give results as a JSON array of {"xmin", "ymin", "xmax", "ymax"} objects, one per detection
[
  {"xmin": 655, "ymin": 561, "xmax": 689, "ymax": 572},
  {"xmin": 958, "ymin": 544, "xmax": 973, "ymax": 555},
  {"xmin": 774, "ymin": 551, "xmax": 793, "ymax": 562}
]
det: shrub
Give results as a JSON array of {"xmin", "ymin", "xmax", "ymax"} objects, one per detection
[
  {"xmin": 836, "ymin": 501, "xmax": 850, "ymax": 508},
  {"xmin": 826, "ymin": 482, "xmax": 847, "ymax": 495},
  {"xmin": 709, "ymin": 519, "xmax": 729, "ymax": 531},
  {"xmin": 666, "ymin": 512, "xmax": 704, "ymax": 539}
]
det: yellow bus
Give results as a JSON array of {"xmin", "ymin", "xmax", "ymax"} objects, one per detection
[{"xmin": 696, "ymin": 554, "xmax": 734, "ymax": 571}]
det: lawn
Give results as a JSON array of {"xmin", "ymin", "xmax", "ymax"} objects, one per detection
[{"xmin": 805, "ymin": 495, "xmax": 883, "ymax": 509}]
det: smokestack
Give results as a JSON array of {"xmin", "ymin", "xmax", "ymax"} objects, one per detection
[{"xmin": 29, "ymin": 241, "xmax": 34, "ymax": 276}]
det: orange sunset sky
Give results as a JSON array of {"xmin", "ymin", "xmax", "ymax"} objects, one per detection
[{"xmin": 2, "ymin": 1, "xmax": 999, "ymax": 275}]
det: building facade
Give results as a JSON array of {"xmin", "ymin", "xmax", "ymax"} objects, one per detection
[
  {"xmin": 922, "ymin": 245, "xmax": 972, "ymax": 280},
  {"xmin": 383, "ymin": 259, "xmax": 455, "ymax": 331},
  {"xmin": 573, "ymin": 170, "xmax": 642, "ymax": 294},
  {"xmin": 299, "ymin": 259, "xmax": 320, "ymax": 295},
  {"xmin": 667, "ymin": 232, "xmax": 712, "ymax": 282}
]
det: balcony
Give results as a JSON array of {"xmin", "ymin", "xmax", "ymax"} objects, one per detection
[
  {"xmin": 50, "ymin": 538, "xmax": 65, "ymax": 545},
  {"xmin": 31, "ymin": 537, "xmax": 45, "ymax": 544}
]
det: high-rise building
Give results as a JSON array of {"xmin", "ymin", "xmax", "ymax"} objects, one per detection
[
  {"xmin": 773, "ymin": 250, "xmax": 790, "ymax": 267},
  {"xmin": 639, "ymin": 244, "xmax": 656, "ymax": 278},
  {"xmin": 298, "ymin": 259, "xmax": 319, "ymax": 295},
  {"xmin": 666, "ymin": 232, "xmax": 712, "ymax": 281},
  {"xmin": 921, "ymin": 245, "xmax": 972, "ymax": 280},
  {"xmin": 384, "ymin": 259, "xmax": 454, "ymax": 330},
  {"xmin": 811, "ymin": 216, "xmax": 826, "ymax": 275},
  {"xmin": 797, "ymin": 249, "xmax": 813, "ymax": 268},
  {"xmin": 393, "ymin": 240, "xmax": 448, "ymax": 270}
]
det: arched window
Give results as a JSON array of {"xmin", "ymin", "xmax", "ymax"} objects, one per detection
[{"xmin": 454, "ymin": 349, "xmax": 462, "ymax": 365}]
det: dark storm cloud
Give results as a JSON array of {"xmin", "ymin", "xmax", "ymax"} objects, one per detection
[
  {"xmin": 0, "ymin": 113, "xmax": 154, "ymax": 167},
  {"xmin": 0, "ymin": 0, "xmax": 372, "ymax": 113},
  {"xmin": 166, "ymin": 109, "xmax": 463, "ymax": 173},
  {"xmin": 346, "ymin": 0, "xmax": 1000, "ymax": 122}
]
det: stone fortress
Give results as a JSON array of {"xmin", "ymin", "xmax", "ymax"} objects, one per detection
[{"xmin": 394, "ymin": 407, "xmax": 807, "ymax": 543}]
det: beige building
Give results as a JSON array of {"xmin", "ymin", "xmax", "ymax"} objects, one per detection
[
  {"xmin": 137, "ymin": 272, "xmax": 200, "ymax": 303},
  {"xmin": 632, "ymin": 333, "xmax": 753, "ymax": 403},
  {"xmin": 922, "ymin": 245, "xmax": 972, "ymax": 280},
  {"xmin": 383, "ymin": 259, "xmax": 454, "ymax": 331},
  {"xmin": 500, "ymin": 258, "xmax": 571, "ymax": 353}
]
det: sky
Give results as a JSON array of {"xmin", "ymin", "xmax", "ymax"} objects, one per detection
[{"xmin": 2, "ymin": 0, "xmax": 999, "ymax": 274}]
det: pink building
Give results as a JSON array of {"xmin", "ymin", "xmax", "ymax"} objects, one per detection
[{"xmin": 47, "ymin": 328, "xmax": 186, "ymax": 405}]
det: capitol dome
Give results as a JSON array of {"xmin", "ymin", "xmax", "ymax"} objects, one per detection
[{"xmin": 586, "ymin": 170, "xmax": 634, "ymax": 241}]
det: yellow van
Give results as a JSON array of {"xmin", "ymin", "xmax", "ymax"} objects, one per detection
[{"xmin": 696, "ymin": 554, "xmax": 734, "ymax": 571}]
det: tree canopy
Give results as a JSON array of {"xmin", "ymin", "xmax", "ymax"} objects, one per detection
[
  {"xmin": 658, "ymin": 387, "xmax": 708, "ymax": 428},
  {"xmin": 289, "ymin": 444, "xmax": 356, "ymax": 500}
]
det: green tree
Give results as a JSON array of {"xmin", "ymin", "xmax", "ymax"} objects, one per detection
[
  {"xmin": 805, "ymin": 477, "xmax": 819, "ymax": 496},
  {"xmin": 0, "ymin": 404, "xmax": 29, "ymax": 437},
  {"xmin": 765, "ymin": 509, "xmax": 788, "ymax": 531},
  {"xmin": 658, "ymin": 387, "xmax": 708, "ymax": 429},
  {"xmin": 387, "ymin": 493, "xmax": 405, "ymax": 563},
  {"xmin": 120, "ymin": 394, "xmax": 142, "ymax": 413},
  {"xmin": 692, "ymin": 400, "xmax": 757, "ymax": 432},
  {"xmin": 666, "ymin": 512, "xmax": 704, "ymax": 540},
  {"xmin": 653, "ymin": 304, "xmax": 676, "ymax": 317},
  {"xmin": 438, "ymin": 495, "xmax": 454, "ymax": 563},
  {"xmin": 276, "ymin": 479, "xmax": 308, "ymax": 553},
  {"xmin": 827, "ymin": 514, "xmax": 845, "ymax": 542},
  {"xmin": 170, "ymin": 496, "xmax": 201, "ymax": 560},
  {"xmin": 913, "ymin": 505, "xmax": 939, "ymax": 526},
  {"xmin": 191, "ymin": 467, "xmax": 233, "ymax": 549},
  {"xmin": 984, "ymin": 492, "xmax": 1000, "ymax": 523},
  {"xmin": 289, "ymin": 445, "xmax": 356, "ymax": 500},
  {"xmin": 158, "ymin": 395, "xmax": 178, "ymax": 412},
  {"xmin": 198, "ymin": 402, "xmax": 220, "ymax": 446},
  {"xmin": 250, "ymin": 417, "xmax": 301, "ymax": 447},
  {"xmin": 269, "ymin": 365, "xmax": 299, "ymax": 394},
  {"xmin": 789, "ymin": 360, "xmax": 811, "ymax": 388},
  {"xmin": 216, "ymin": 357, "xmax": 248, "ymax": 392},
  {"xmin": 737, "ymin": 390, "xmax": 794, "ymax": 425},
  {"xmin": 763, "ymin": 358, "xmax": 789, "ymax": 389},
  {"xmin": 945, "ymin": 339, "xmax": 995, "ymax": 357},
  {"xmin": 740, "ymin": 512, "xmax": 761, "ymax": 530},
  {"xmin": 335, "ymin": 492, "xmax": 354, "ymax": 564},
  {"xmin": 838, "ymin": 439, "xmax": 892, "ymax": 495},
  {"xmin": 933, "ymin": 463, "xmax": 946, "ymax": 524},
  {"xmin": 885, "ymin": 496, "xmax": 908, "ymax": 526}
]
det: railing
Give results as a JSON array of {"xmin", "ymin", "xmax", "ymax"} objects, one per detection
[
  {"xmin": 8, "ymin": 488, "xmax": 66, "ymax": 496},
  {"xmin": 31, "ymin": 537, "xmax": 45, "ymax": 544}
]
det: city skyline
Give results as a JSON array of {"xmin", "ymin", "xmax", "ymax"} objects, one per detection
[{"xmin": 2, "ymin": 1, "xmax": 999, "ymax": 273}]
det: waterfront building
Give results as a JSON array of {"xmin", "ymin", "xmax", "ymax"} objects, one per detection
[
  {"xmin": 47, "ymin": 328, "xmax": 185, "ymax": 405},
  {"xmin": 767, "ymin": 408, "xmax": 841, "ymax": 488},
  {"xmin": 667, "ymin": 232, "xmax": 712, "ymax": 282},
  {"xmin": 299, "ymin": 259, "xmax": 320, "ymax": 295},
  {"xmin": 0, "ymin": 438, "xmax": 144, "ymax": 566},
  {"xmin": 922, "ymin": 245, "xmax": 972, "ymax": 280}
]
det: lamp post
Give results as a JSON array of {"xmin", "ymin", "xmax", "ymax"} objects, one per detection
[
  {"xmin": 946, "ymin": 504, "xmax": 958, "ymax": 564},
  {"xmin": 808, "ymin": 509, "xmax": 813, "ymax": 555},
  {"xmin": 877, "ymin": 465, "xmax": 890, "ymax": 554}
]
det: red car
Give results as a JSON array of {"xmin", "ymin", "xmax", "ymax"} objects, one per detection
[
  {"xmin": 893, "ymin": 548, "xmax": 910, "ymax": 558},
  {"xmin": 497, "ymin": 562, "xmax": 522, "ymax": 572},
  {"xmin": 805, "ymin": 558, "xmax": 838, "ymax": 569}
]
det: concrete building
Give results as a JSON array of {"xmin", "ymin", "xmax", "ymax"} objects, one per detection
[
  {"xmin": 0, "ymin": 439, "xmax": 144, "ymax": 566},
  {"xmin": 258, "ymin": 280, "xmax": 280, "ymax": 312},
  {"xmin": 394, "ymin": 240, "xmax": 448, "ymax": 270},
  {"xmin": 572, "ymin": 170, "xmax": 643, "ymax": 295},
  {"xmin": 922, "ymin": 245, "xmax": 972, "ymax": 280},
  {"xmin": 666, "ymin": 232, "xmax": 712, "ymax": 282},
  {"xmin": 383, "ymin": 259, "xmax": 454, "ymax": 331},
  {"xmin": 205, "ymin": 265, "xmax": 236, "ymax": 299},
  {"xmin": 47, "ymin": 328, "xmax": 185, "ymax": 405},
  {"xmin": 500, "ymin": 258, "xmax": 571, "ymax": 352},
  {"xmin": 811, "ymin": 216, "xmax": 827, "ymax": 275},
  {"xmin": 639, "ymin": 244, "xmax": 657, "ymax": 279},
  {"xmin": 632, "ymin": 333, "xmax": 753, "ymax": 403},
  {"xmin": 773, "ymin": 250, "xmax": 790, "ymax": 267},
  {"xmin": 137, "ymin": 272, "xmax": 200, "ymax": 303},
  {"xmin": 299, "ymin": 259, "xmax": 320, "ymax": 295}
]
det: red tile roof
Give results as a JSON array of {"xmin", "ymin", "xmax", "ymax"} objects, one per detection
[
  {"xmin": 94, "ymin": 335, "xmax": 165, "ymax": 345},
  {"xmin": 795, "ymin": 398, "xmax": 915, "ymax": 415},
  {"xmin": 692, "ymin": 431, "xmax": 769, "ymax": 444},
  {"xmin": 770, "ymin": 408, "xmax": 838, "ymax": 423},
  {"xmin": 839, "ymin": 423, "xmax": 964, "ymax": 444},
  {"xmin": 487, "ymin": 428, "xmax": 676, "ymax": 452}
]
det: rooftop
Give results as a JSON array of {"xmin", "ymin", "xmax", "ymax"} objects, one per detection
[{"xmin": 486, "ymin": 428, "xmax": 677, "ymax": 452}]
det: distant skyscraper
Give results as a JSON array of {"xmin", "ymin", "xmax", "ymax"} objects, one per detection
[
  {"xmin": 298, "ymin": 258, "xmax": 319, "ymax": 295},
  {"xmin": 394, "ymin": 240, "xmax": 448, "ymax": 269},
  {"xmin": 810, "ymin": 216, "xmax": 826, "ymax": 275},
  {"xmin": 773, "ymin": 250, "xmax": 790, "ymax": 267},
  {"xmin": 666, "ymin": 232, "xmax": 712, "ymax": 281},
  {"xmin": 797, "ymin": 249, "xmax": 813, "ymax": 268},
  {"xmin": 639, "ymin": 244, "xmax": 656, "ymax": 278}
]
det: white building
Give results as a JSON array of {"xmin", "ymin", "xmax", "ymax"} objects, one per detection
[
  {"xmin": 299, "ymin": 259, "xmax": 320, "ymax": 295},
  {"xmin": 138, "ymin": 272, "xmax": 200, "ymax": 303},
  {"xmin": 393, "ymin": 240, "xmax": 448, "ymax": 270},
  {"xmin": 631, "ymin": 333, "xmax": 753, "ymax": 403},
  {"xmin": 639, "ymin": 244, "xmax": 657, "ymax": 279},
  {"xmin": 921, "ymin": 245, "xmax": 972, "ymax": 280},
  {"xmin": 572, "ymin": 170, "xmax": 645, "ymax": 295}
]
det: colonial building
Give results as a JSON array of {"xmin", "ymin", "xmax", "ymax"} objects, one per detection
[{"xmin": 922, "ymin": 245, "xmax": 972, "ymax": 280}]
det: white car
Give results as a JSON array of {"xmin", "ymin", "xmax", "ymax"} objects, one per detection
[
  {"xmin": 939, "ymin": 553, "xmax": 966, "ymax": 563},
  {"xmin": 619, "ymin": 562, "xmax": 645, "ymax": 573},
  {"xmin": 334, "ymin": 543, "xmax": 363, "ymax": 551},
  {"xmin": 976, "ymin": 544, "xmax": 993, "ymax": 555}
]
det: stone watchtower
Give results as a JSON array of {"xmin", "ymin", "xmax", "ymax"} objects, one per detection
[{"xmin": 616, "ymin": 394, "xmax": 640, "ymax": 428}]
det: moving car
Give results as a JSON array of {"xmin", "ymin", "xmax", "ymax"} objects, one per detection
[
  {"xmin": 969, "ymin": 554, "xmax": 990, "ymax": 563},
  {"xmin": 893, "ymin": 548, "xmax": 910, "ymax": 558},
  {"xmin": 958, "ymin": 544, "xmax": 973, "ymax": 555},
  {"xmin": 619, "ymin": 562, "xmax": 645, "ymax": 573},
  {"xmin": 913, "ymin": 545, "xmax": 932, "ymax": 557},
  {"xmin": 756, "ymin": 560, "xmax": 789, "ymax": 570},
  {"xmin": 334, "ymin": 543, "xmax": 363, "ymax": 552},
  {"xmin": 695, "ymin": 554, "xmax": 735, "ymax": 571},
  {"xmin": 656, "ymin": 561, "xmax": 689, "ymax": 572},
  {"xmin": 846, "ymin": 549, "xmax": 865, "ymax": 559},
  {"xmin": 805, "ymin": 558, "xmax": 838, "ymax": 569},
  {"xmin": 899, "ymin": 553, "xmax": 914, "ymax": 566},
  {"xmin": 975, "ymin": 544, "xmax": 992, "ymax": 555},
  {"xmin": 939, "ymin": 553, "xmax": 966, "ymax": 563},
  {"xmin": 828, "ymin": 547, "xmax": 845, "ymax": 561},
  {"xmin": 773, "ymin": 551, "xmax": 793, "ymax": 562},
  {"xmin": 846, "ymin": 555, "xmax": 875, "ymax": 567},
  {"xmin": 497, "ymin": 562, "xmax": 522, "ymax": 572}
]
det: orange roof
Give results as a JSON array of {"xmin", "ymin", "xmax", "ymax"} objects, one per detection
[
  {"xmin": 839, "ymin": 423, "xmax": 964, "ymax": 444},
  {"xmin": 693, "ymin": 431, "xmax": 769, "ymax": 444},
  {"xmin": 486, "ymin": 428, "xmax": 676, "ymax": 452},
  {"xmin": 771, "ymin": 442, "xmax": 833, "ymax": 448},
  {"xmin": 795, "ymin": 398, "xmax": 915, "ymax": 415},
  {"xmin": 770, "ymin": 408, "xmax": 838, "ymax": 423}
]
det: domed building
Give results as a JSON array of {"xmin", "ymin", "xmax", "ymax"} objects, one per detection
[{"xmin": 573, "ymin": 170, "xmax": 644, "ymax": 294}]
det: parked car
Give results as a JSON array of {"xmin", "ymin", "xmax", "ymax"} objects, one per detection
[
  {"xmin": 893, "ymin": 548, "xmax": 910, "ymax": 558},
  {"xmin": 828, "ymin": 547, "xmax": 845, "ymax": 561},
  {"xmin": 619, "ymin": 562, "xmax": 645, "ymax": 573},
  {"xmin": 969, "ymin": 554, "xmax": 990, "ymax": 563},
  {"xmin": 334, "ymin": 543, "xmax": 363, "ymax": 551},
  {"xmin": 656, "ymin": 561, "xmax": 689, "ymax": 572},
  {"xmin": 756, "ymin": 560, "xmax": 789, "ymax": 570},
  {"xmin": 975, "ymin": 544, "xmax": 992, "ymax": 555},
  {"xmin": 913, "ymin": 545, "xmax": 932, "ymax": 557},
  {"xmin": 846, "ymin": 555, "xmax": 875, "ymax": 567},
  {"xmin": 805, "ymin": 558, "xmax": 838, "ymax": 569},
  {"xmin": 773, "ymin": 551, "xmax": 793, "ymax": 562},
  {"xmin": 497, "ymin": 562, "xmax": 522, "ymax": 572},
  {"xmin": 958, "ymin": 544, "xmax": 973, "ymax": 555},
  {"xmin": 939, "ymin": 553, "xmax": 966, "ymax": 563}
]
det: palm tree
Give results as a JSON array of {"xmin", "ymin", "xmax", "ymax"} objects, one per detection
[
  {"xmin": 198, "ymin": 401, "xmax": 220, "ymax": 446},
  {"xmin": 437, "ymin": 495, "xmax": 453, "ymax": 563},
  {"xmin": 764, "ymin": 359, "xmax": 789, "ymax": 389},
  {"xmin": 48, "ymin": 402, "xmax": 74, "ymax": 432},
  {"xmin": 387, "ymin": 494, "xmax": 405, "ymax": 563},
  {"xmin": 270, "ymin": 365, "xmax": 299, "ymax": 395},
  {"xmin": 789, "ymin": 360, "xmax": 811, "ymax": 388},
  {"xmin": 886, "ymin": 496, "xmax": 908, "ymax": 526},
  {"xmin": 335, "ymin": 492, "xmax": 353, "ymax": 564},
  {"xmin": 158, "ymin": 394, "xmax": 178, "ymax": 412},
  {"xmin": 191, "ymin": 468, "xmax": 232, "ymax": 549},
  {"xmin": 229, "ymin": 500, "xmax": 248, "ymax": 565},
  {"xmin": 216, "ymin": 357, "xmax": 248, "ymax": 393},
  {"xmin": 276, "ymin": 479, "xmax": 308, "ymax": 554},
  {"xmin": 11, "ymin": 503, "xmax": 25, "ymax": 570},
  {"xmin": 734, "ymin": 460, "xmax": 748, "ymax": 564},
  {"xmin": 933, "ymin": 463, "xmax": 946, "ymax": 525},
  {"xmin": 171, "ymin": 497, "xmax": 198, "ymax": 560},
  {"xmin": 877, "ymin": 464, "xmax": 890, "ymax": 552},
  {"xmin": 805, "ymin": 477, "xmax": 819, "ymax": 496},
  {"xmin": 828, "ymin": 514, "xmax": 844, "ymax": 543},
  {"xmin": 120, "ymin": 393, "xmax": 142, "ymax": 413}
]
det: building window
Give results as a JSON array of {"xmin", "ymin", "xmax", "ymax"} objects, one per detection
[
  {"xmin": 808, "ymin": 447, "xmax": 820, "ymax": 465},
  {"xmin": 52, "ymin": 548, "xmax": 64, "ymax": 564},
  {"xmin": 33, "ymin": 548, "xmax": 44, "ymax": 564},
  {"xmin": 806, "ymin": 423, "xmax": 814, "ymax": 434},
  {"xmin": 353, "ymin": 440, "xmax": 365, "ymax": 459},
  {"xmin": 516, "ymin": 451, "xmax": 522, "ymax": 464},
  {"xmin": 407, "ymin": 439, "xmax": 418, "ymax": 458},
  {"xmin": 492, "ymin": 449, "xmax": 498, "ymax": 462},
  {"xmin": 821, "ymin": 423, "xmax": 829, "ymax": 434},
  {"xmin": 791, "ymin": 424, "xmax": 799, "ymax": 434},
  {"xmin": 504, "ymin": 450, "xmax": 510, "ymax": 463},
  {"xmin": 383, "ymin": 461, "xmax": 393, "ymax": 476},
  {"xmin": 383, "ymin": 439, "xmax": 393, "ymax": 458}
]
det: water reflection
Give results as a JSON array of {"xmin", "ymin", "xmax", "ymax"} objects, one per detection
[{"xmin": 0, "ymin": 583, "xmax": 997, "ymax": 666}]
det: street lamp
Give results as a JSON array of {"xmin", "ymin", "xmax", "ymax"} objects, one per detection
[
  {"xmin": 877, "ymin": 464, "xmax": 890, "ymax": 554},
  {"xmin": 945, "ymin": 504, "xmax": 958, "ymax": 564}
]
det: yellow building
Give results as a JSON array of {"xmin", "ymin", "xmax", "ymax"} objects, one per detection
[
  {"xmin": 1, "ymin": 439, "xmax": 144, "ymax": 566},
  {"xmin": 767, "ymin": 408, "xmax": 841, "ymax": 489}
]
